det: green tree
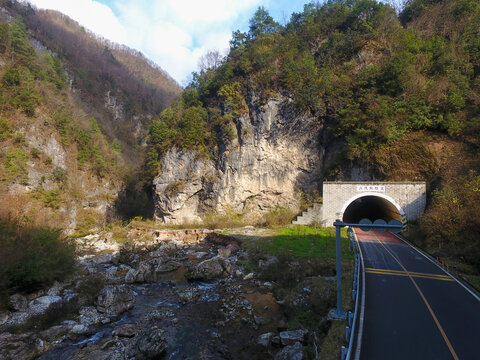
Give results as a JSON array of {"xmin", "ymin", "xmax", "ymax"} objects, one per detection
[{"xmin": 248, "ymin": 6, "xmax": 280, "ymax": 39}]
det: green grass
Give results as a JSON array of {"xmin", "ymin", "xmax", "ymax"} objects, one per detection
[{"xmin": 254, "ymin": 225, "xmax": 352, "ymax": 259}]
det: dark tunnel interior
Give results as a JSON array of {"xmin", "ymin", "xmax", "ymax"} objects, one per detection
[{"xmin": 342, "ymin": 195, "xmax": 403, "ymax": 223}]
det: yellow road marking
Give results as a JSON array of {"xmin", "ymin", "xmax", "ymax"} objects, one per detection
[
  {"xmin": 365, "ymin": 268, "xmax": 454, "ymax": 281},
  {"xmin": 366, "ymin": 232, "xmax": 459, "ymax": 360}
]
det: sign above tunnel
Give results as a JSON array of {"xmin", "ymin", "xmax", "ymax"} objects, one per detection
[{"xmin": 357, "ymin": 185, "xmax": 386, "ymax": 192}]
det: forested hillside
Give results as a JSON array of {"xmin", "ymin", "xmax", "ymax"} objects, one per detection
[
  {"xmin": 147, "ymin": 0, "xmax": 480, "ymax": 269},
  {"xmin": 0, "ymin": 0, "xmax": 181, "ymax": 232}
]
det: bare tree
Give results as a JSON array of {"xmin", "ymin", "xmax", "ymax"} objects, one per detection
[
  {"xmin": 386, "ymin": 0, "xmax": 409, "ymax": 15},
  {"xmin": 198, "ymin": 50, "xmax": 224, "ymax": 72}
]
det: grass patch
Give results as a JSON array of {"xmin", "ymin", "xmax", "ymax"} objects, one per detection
[{"xmin": 252, "ymin": 225, "xmax": 352, "ymax": 259}]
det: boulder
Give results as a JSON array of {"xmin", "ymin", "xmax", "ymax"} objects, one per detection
[
  {"xmin": 279, "ymin": 330, "xmax": 307, "ymax": 346},
  {"xmin": 125, "ymin": 261, "xmax": 153, "ymax": 283},
  {"xmin": 96, "ymin": 285, "xmax": 135, "ymax": 316},
  {"xmin": 28, "ymin": 295, "xmax": 63, "ymax": 315},
  {"xmin": 0, "ymin": 332, "xmax": 46, "ymax": 360},
  {"xmin": 0, "ymin": 311, "xmax": 9, "ymax": 326},
  {"xmin": 274, "ymin": 341, "xmax": 303, "ymax": 360},
  {"xmin": 258, "ymin": 255, "xmax": 279, "ymax": 268},
  {"xmin": 79, "ymin": 306, "xmax": 103, "ymax": 326},
  {"xmin": 91, "ymin": 253, "xmax": 113, "ymax": 265},
  {"xmin": 217, "ymin": 247, "xmax": 232, "ymax": 258},
  {"xmin": 185, "ymin": 256, "xmax": 225, "ymax": 280},
  {"xmin": 70, "ymin": 324, "xmax": 90, "ymax": 335},
  {"xmin": 155, "ymin": 260, "xmax": 183, "ymax": 273},
  {"xmin": 128, "ymin": 327, "xmax": 167, "ymax": 359},
  {"xmin": 112, "ymin": 323, "xmax": 138, "ymax": 338},
  {"xmin": 40, "ymin": 324, "xmax": 71, "ymax": 341},
  {"xmin": 257, "ymin": 332, "xmax": 274, "ymax": 347},
  {"xmin": 9, "ymin": 294, "xmax": 28, "ymax": 311}
]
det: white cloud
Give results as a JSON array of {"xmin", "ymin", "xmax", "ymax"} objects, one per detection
[
  {"xmin": 27, "ymin": 0, "xmax": 308, "ymax": 84},
  {"xmin": 113, "ymin": 0, "xmax": 263, "ymax": 83},
  {"xmin": 28, "ymin": 0, "xmax": 128, "ymax": 44}
]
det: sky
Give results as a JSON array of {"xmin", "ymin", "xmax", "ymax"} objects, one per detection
[{"xmin": 26, "ymin": 0, "xmax": 314, "ymax": 85}]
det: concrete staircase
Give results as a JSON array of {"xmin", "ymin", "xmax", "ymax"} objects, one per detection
[{"xmin": 292, "ymin": 203, "xmax": 323, "ymax": 225}]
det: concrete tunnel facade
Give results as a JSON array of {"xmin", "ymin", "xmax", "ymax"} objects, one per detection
[{"xmin": 292, "ymin": 182, "xmax": 426, "ymax": 227}]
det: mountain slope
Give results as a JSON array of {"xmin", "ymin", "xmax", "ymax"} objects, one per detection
[
  {"xmin": 14, "ymin": 2, "xmax": 182, "ymax": 163},
  {"xmin": 146, "ymin": 0, "xmax": 480, "ymax": 269},
  {"xmin": 0, "ymin": 0, "xmax": 181, "ymax": 232}
]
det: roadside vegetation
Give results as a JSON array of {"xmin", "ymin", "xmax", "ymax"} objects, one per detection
[
  {"xmin": 239, "ymin": 225, "xmax": 354, "ymax": 359},
  {"xmin": 0, "ymin": 215, "xmax": 76, "ymax": 310}
]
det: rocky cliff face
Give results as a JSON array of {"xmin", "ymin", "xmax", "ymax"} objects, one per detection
[{"xmin": 153, "ymin": 96, "xmax": 325, "ymax": 224}]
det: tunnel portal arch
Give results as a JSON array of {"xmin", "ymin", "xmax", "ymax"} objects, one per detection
[
  {"xmin": 341, "ymin": 193, "xmax": 404, "ymax": 223},
  {"xmin": 316, "ymin": 182, "xmax": 426, "ymax": 227}
]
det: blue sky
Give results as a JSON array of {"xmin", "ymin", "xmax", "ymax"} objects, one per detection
[{"xmin": 27, "ymin": 0, "xmax": 314, "ymax": 84}]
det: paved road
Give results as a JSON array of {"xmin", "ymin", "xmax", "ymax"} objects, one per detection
[{"xmin": 355, "ymin": 229, "xmax": 480, "ymax": 360}]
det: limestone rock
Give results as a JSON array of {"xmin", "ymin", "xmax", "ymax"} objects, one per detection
[
  {"xmin": 113, "ymin": 323, "xmax": 138, "ymax": 338},
  {"xmin": 9, "ymin": 294, "xmax": 28, "ymax": 311},
  {"xmin": 127, "ymin": 327, "xmax": 167, "ymax": 359},
  {"xmin": 185, "ymin": 256, "xmax": 225, "ymax": 280},
  {"xmin": 279, "ymin": 329, "xmax": 307, "ymax": 346},
  {"xmin": 0, "ymin": 311, "xmax": 9, "ymax": 326},
  {"xmin": 96, "ymin": 285, "xmax": 135, "ymax": 316},
  {"xmin": 152, "ymin": 95, "xmax": 323, "ymax": 224},
  {"xmin": 257, "ymin": 332, "xmax": 274, "ymax": 347},
  {"xmin": 0, "ymin": 332, "xmax": 46, "ymax": 360},
  {"xmin": 79, "ymin": 306, "xmax": 103, "ymax": 326},
  {"xmin": 274, "ymin": 341, "xmax": 303, "ymax": 360},
  {"xmin": 258, "ymin": 255, "xmax": 279, "ymax": 268}
]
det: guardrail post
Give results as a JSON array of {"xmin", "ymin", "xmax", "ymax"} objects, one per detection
[
  {"xmin": 341, "ymin": 346, "xmax": 347, "ymax": 360},
  {"xmin": 332, "ymin": 220, "xmax": 347, "ymax": 319}
]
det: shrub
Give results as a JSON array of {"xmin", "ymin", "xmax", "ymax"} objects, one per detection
[
  {"xmin": 258, "ymin": 206, "xmax": 296, "ymax": 228},
  {"xmin": 4, "ymin": 149, "xmax": 28, "ymax": 182},
  {"xmin": 0, "ymin": 217, "xmax": 76, "ymax": 303},
  {"xmin": 0, "ymin": 118, "xmax": 13, "ymax": 141}
]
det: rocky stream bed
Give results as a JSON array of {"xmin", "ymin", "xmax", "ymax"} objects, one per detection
[{"xmin": 0, "ymin": 228, "xmax": 332, "ymax": 360}]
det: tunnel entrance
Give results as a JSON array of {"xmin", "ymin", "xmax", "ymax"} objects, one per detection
[{"xmin": 342, "ymin": 195, "xmax": 403, "ymax": 223}]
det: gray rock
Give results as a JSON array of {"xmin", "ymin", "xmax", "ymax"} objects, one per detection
[
  {"xmin": 155, "ymin": 260, "xmax": 182, "ymax": 273},
  {"xmin": 274, "ymin": 341, "xmax": 303, "ymax": 360},
  {"xmin": 71, "ymin": 324, "xmax": 89, "ymax": 335},
  {"xmin": 96, "ymin": 285, "xmax": 135, "ymax": 317},
  {"xmin": 259, "ymin": 255, "xmax": 279, "ymax": 268},
  {"xmin": 40, "ymin": 324, "xmax": 71, "ymax": 341},
  {"xmin": 128, "ymin": 327, "xmax": 167, "ymax": 359},
  {"xmin": 185, "ymin": 256, "xmax": 225, "ymax": 280},
  {"xmin": 280, "ymin": 330, "xmax": 307, "ymax": 346},
  {"xmin": 124, "ymin": 268, "xmax": 137, "ymax": 283},
  {"xmin": 112, "ymin": 323, "xmax": 138, "ymax": 338},
  {"xmin": 47, "ymin": 281, "xmax": 63, "ymax": 296},
  {"xmin": 218, "ymin": 247, "xmax": 232, "ymax": 258},
  {"xmin": 257, "ymin": 332, "xmax": 275, "ymax": 347},
  {"xmin": 152, "ymin": 95, "xmax": 323, "ymax": 225},
  {"xmin": 91, "ymin": 253, "xmax": 113, "ymax": 265},
  {"xmin": 79, "ymin": 306, "xmax": 103, "ymax": 326},
  {"xmin": 0, "ymin": 311, "xmax": 9, "ymax": 326},
  {"xmin": 125, "ymin": 260, "xmax": 153, "ymax": 283},
  {"xmin": 243, "ymin": 272, "xmax": 254, "ymax": 280},
  {"xmin": 193, "ymin": 251, "xmax": 208, "ymax": 259},
  {"xmin": 9, "ymin": 294, "xmax": 28, "ymax": 311},
  {"xmin": 0, "ymin": 332, "xmax": 45, "ymax": 360},
  {"xmin": 30, "ymin": 295, "xmax": 62, "ymax": 307},
  {"xmin": 28, "ymin": 295, "xmax": 63, "ymax": 315}
]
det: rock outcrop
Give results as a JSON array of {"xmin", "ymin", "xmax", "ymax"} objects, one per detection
[{"xmin": 153, "ymin": 95, "xmax": 324, "ymax": 224}]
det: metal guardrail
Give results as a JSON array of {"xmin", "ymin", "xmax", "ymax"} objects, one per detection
[{"xmin": 341, "ymin": 228, "xmax": 362, "ymax": 360}]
